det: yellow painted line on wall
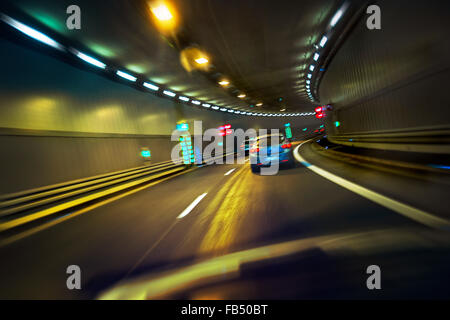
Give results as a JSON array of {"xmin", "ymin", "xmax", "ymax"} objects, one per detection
[
  {"xmin": 0, "ymin": 168, "xmax": 197, "ymax": 247},
  {"xmin": 0, "ymin": 167, "xmax": 188, "ymax": 233},
  {"xmin": 294, "ymin": 142, "xmax": 450, "ymax": 231}
]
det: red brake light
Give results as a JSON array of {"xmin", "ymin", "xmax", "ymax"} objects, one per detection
[{"xmin": 281, "ymin": 143, "xmax": 292, "ymax": 149}]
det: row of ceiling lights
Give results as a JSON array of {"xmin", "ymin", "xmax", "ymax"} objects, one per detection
[
  {"xmin": 1, "ymin": 11, "xmax": 306, "ymax": 118},
  {"xmin": 304, "ymin": 4, "xmax": 347, "ymax": 102},
  {"xmin": 150, "ymin": 2, "xmax": 269, "ymax": 112}
]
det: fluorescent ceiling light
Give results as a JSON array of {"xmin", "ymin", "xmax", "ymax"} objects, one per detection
[
  {"xmin": 143, "ymin": 82, "xmax": 159, "ymax": 91},
  {"xmin": 1, "ymin": 14, "xmax": 64, "ymax": 50},
  {"xmin": 212, "ymin": 106, "xmax": 220, "ymax": 110},
  {"xmin": 330, "ymin": 10, "xmax": 343, "ymax": 27},
  {"xmin": 320, "ymin": 36, "xmax": 328, "ymax": 47},
  {"xmin": 116, "ymin": 70, "xmax": 137, "ymax": 82},
  {"xmin": 163, "ymin": 90, "xmax": 176, "ymax": 97},
  {"xmin": 220, "ymin": 108, "xmax": 227, "ymax": 111},
  {"xmin": 191, "ymin": 100, "xmax": 201, "ymax": 105},
  {"xmin": 238, "ymin": 94, "xmax": 246, "ymax": 98},
  {"xmin": 179, "ymin": 96, "xmax": 189, "ymax": 102},
  {"xmin": 73, "ymin": 50, "xmax": 106, "ymax": 69},
  {"xmin": 307, "ymin": 74, "xmax": 312, "ymax": 79},
  {"xmin": 313, "ymin": 53, "xmax": 320, "ymax": 61},
  {"xmin": 202, "ymin": 103, "xmax": 211, "ymax": 108},
  {"xmin": 228, "ymin": 109, "xmax": 234, "ymax": 113},
  {"xmin": 218, "ymin": 80, "xmax": 229, "ymax": 86},
  {"xmin": 306, "ymin": 80, "xmax": 311, "ymax": 84},
  {"xmin": 309, "ymin": 65, "xmax": 315, "ymax": 71}
]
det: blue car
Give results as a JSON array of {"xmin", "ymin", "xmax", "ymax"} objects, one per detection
[{"xmin": 249, "ymin": 133, "xmax": 295, "ymax": 173}]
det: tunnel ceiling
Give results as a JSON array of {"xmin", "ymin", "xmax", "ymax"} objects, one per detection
[{"xmin": 10, "ymin": 0, "xmax": 339, "ymax": 113}]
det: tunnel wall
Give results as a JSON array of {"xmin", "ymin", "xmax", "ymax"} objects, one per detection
[
  {"xmin": 319, "ymin": 1, "xmax": 450, "ymax": 151},
  {"xmin": 0, "ymin": 39, "xmax": 317, "ymax": 194}
]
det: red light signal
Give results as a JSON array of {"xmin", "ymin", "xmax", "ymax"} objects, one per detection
[{"xmin": 315, "ymin": 106, "xmax": 326, "ymax": 119}]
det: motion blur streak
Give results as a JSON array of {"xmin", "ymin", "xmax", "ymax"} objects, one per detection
[{"xmin": 294, "ymin": 143, "xmax": 450, "ymax": 231}]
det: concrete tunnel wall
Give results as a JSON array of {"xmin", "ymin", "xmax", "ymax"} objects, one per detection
[
  {"xmin": 0, "ymin": 39, "xmax": 319, "ymax": 194},
  {"xmin": 319, "ymin": 0, "xmax": 450, "ymax": 144}
]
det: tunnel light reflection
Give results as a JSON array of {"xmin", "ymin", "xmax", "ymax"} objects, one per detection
[
  {"xmin": 143, "ymin": 82, "xmax": 159, "ymax": 91},
  {"xmin": 73, "ymin": 50, "xmax": 106, "ymax": 69},
  {"xmin": 1, "ymin": 14, "xmax": 64, "ymax": 51},
  {"xmin": 116, "ymin": 70, "xmax": 137, "ymax": 82},
  {"xmin": 320, "ymin": 36, "xmax": 328, "ymax": 47}
]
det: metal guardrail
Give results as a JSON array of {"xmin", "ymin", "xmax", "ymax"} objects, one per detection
[{"xmin": 328, "ymin": 128, "xmax": 450, "ymax": 154}]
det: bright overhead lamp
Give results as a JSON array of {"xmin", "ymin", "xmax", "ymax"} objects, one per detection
[
  {"xmin": 313, "ymin": 53, "xmax": 320, "ymax": 61},
  {"xmin": 212, "ymin": 106, "xmax": 220, "ymax": 110},
  {"xmin": 235, "ymin": 111, "xmax": 241, "ymax": 114},
  {"xmin": 228, "ymin": 109, "xmax": 234, "ymax": 113},
  {"xmin": 116, "ymin": 70, "xmax": 137, "ymax": 82},
  {"xmin": 280, "ymin": 108, "xmax": 286, "ymax": 112},
  {"xmin": 151, "ymin": 3, "xmax": 173, "ymax": 21},
  {"xmin": 163, "ymin": 90, "xmax": 176, "ymax": 97},
  {"xmin": 330, "ymin": 10, "xmax": 343, "ymax": 27},
  {"xmin": 218, "ymin": 80, "xmax": 230, "ymax": 86},
  {"xmin": 73, "ymin": 50, "xmax": 106, "ymax": 69},
  {"xmin": 220, "ymin": 108, "xmax": 227, "ymax": 111},
  {"xmin": 179, "ymin": 96, "xmax": 189, "ymax": 102},
  {"xmin": 202, "ymin": 103, "xmax": 211, "ymax": 108},
  {"xmin": 192, "ymin": 100, "xmax": 201, "ymax": 105},
  {"xmin": 238, "ymin": 94, "xmax": 246, "ymax": 99},
  {"xmin": 1, "ymin": 14, "xmax": 64, "ymax": 51},
  {"xmin": 256, "ymin": 102, "xmax": 263, "ymax": 107},
  {"xmin": 307, "ymin": 74, "xmax": 312, "ymax": 79},
  {"xmin": 143, "ymin": 82, "xmax": 159, "ymax": 91},
  {"xmin": 195, "ymin": 57, "xmax": 209, "ymax": 65},
  {"xmin": 306, "ymin": 80, "xmax": 311, "ymax": 84},
  {"xmin": 309, "ymin": 65, "xmax": 315, "ymax": 71},
  {"xmin": 320, "ymin": 36, "xmax": 328, "ymax": 47}
]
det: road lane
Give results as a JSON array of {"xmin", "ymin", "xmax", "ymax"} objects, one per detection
[{"xmin": 0, "ymin": 146, "xmax": 434, "ymax": 299}]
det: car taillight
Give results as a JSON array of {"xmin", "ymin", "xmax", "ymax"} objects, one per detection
[
  {"xmin": 250, "ymin": 148, "xmax": 259, "ymax": 153},
  {"xmin": 281, "ymin": 143, "xmax": 292, "ymax": 149}
]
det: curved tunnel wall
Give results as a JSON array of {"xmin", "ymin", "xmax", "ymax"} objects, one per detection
[
  {"xmin": 0, "ymin": 39, "xmax": 318, "ymax": 194},
  {"xmin": 319, "ymin": 1, "xmax": 450, "ymax": 151}
]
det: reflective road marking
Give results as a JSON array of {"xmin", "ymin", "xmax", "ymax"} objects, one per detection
[{"xmin": 294, "ymin": 142, "xmax": 450, "ymax": 231}]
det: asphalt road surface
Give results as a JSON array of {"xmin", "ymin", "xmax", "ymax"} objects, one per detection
[{"xmin": 0, "ymin": 141, "xmax": 449, "ymax": 299}]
